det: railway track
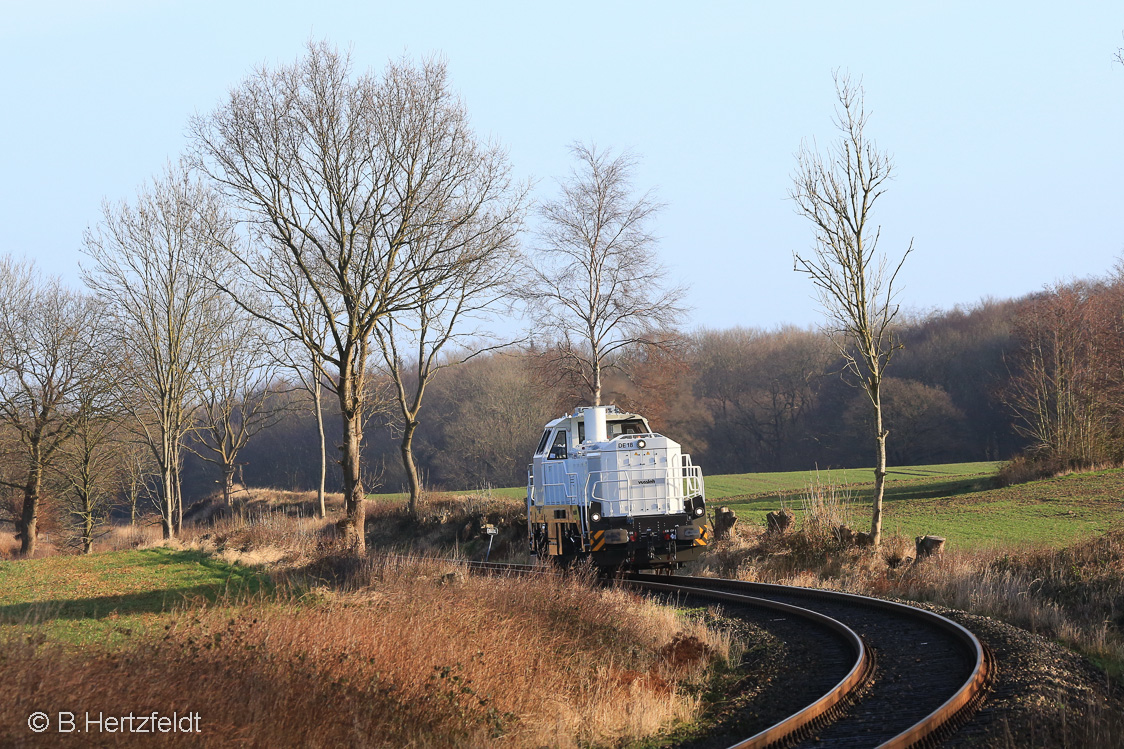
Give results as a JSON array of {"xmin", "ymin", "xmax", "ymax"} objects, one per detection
[
  {"xmin": 626, "ymin": 574, "xmax": 993, "ymax": 748},
  {"xmin": 454, "ymin": 560, "xmax": 993, "ymax": 748}
]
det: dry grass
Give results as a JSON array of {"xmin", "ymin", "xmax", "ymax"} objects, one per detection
[
  {"xmin": 0, "ymin": 529, "xmax": 17, "ymax": 559},
  {"xmin": 95, "ymin": 522, "xmax": 165, "ymax": 552},
  {"xmin": 795, "ymin": 470, "xmax": 857, "ymax": 546},
  {"xmin": 0, "ymin": 492, "xmax": 744, "ymax": 746},
  {"xmin": 364, "ymin": 490, "xmax": 527, "ymax": 561},
  {"xmin": 0, "ymin": 554, "xmax": 733, "ymax": 748},
  {"xmin": 997, "ymin": 454, "xmax": 1122, "ymax": 487},
  {"xmin": 0, "ymin": 527, "xmax": 57, "ymax": 559},
  {"xmin": 689, "ymin": 522, "xmax": 1124, "ymax": 676}
]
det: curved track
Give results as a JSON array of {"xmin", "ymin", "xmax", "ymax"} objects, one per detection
[
  {"xmin": 452, "ymin": 561, "xmax": 992, "ymax": 748},
  {"xmin": 628, "ymin": 573, "xmax": 993, "ymax": 748}
]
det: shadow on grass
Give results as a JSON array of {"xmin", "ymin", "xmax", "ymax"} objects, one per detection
[
  {"xmin": 723, "ymin": 475, "xmax": 999, "ymax": 509},
  {"xmin": 880, "ymin": 476, "xmax": 1000, "ymax": 502}
]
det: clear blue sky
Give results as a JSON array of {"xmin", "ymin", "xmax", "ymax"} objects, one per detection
[{"xmin": 2, "ymin": 1, "xmax": 1122, "ymax": 330}]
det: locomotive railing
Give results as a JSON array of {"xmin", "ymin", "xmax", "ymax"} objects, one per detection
[{"xmin": 586, "ymin": 456, "xmax": 704, "ymax": 515}]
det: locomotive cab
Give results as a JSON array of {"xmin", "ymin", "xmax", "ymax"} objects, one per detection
[{"xmin": 527, "ymin": 405, "xmax": 711, "ymax": 571}]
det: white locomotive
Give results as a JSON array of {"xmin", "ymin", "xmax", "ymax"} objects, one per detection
[{"xmin": 526, "ymin": 405, "xmax": 711, "ymax": 570}]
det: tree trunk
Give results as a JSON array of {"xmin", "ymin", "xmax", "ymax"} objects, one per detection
[
  {"xmin": 160, "ymin": 463, "xmax": 174, "ymax": 539},
  {"xmin": 402, "ymin": 420, "xmax": 421, "ymax": 518},
  {"xmin": 338, "ymin": 381, "xmax": 366, "ymax": 554},
  {"xmin": 870, "ymin": 383, "xmax": 887, "ymax": 547},
  {"xmin": 222, "ymin": 462, "xmax": 235, "ymax": 507},
  {"xmin": 314, "ymin": 375, "xmax": 326, "ymax": 519},
  {"xmin": 83, "ymin": 502, "xmax": 94, "ymax": 555},
  {"xmin": 173, "ymin": 461, "xmax": 183, "ymax": 535},
  {"xmin": 592, "ymin": 360, "xmax": 602, "ymax": 407},
  {"xmin": 17, "ymin": 458, "xmax": 42, "ymax": 557},
  {"xmin": 160, "ymin": 431, "xmax": 175, "ymax": 539}
]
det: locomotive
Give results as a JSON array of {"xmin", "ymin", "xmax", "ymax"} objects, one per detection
[{"xmin": 526, "ymin": 405, "xmax": 711, "ymax": 570}]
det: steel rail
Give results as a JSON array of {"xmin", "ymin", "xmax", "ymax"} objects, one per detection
[
  {"xmin": 627, "ymin": 579, "xmax": 873, "ymax": 749},
  {"xmin": 631, "ymin": 574, "xmax": 993, "ymax": 749}
]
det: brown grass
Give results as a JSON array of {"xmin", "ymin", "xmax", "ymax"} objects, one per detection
[
  {"xmin": 795, "ymin": 470, "xmax": 857, "ymax": 546},
  {"xmin": 95, "ymin": 522, "xmax": 165, "ymax": 552},
  {"xmin": 689, "ymin": 523, "xmax": 1124, "ymax": 676},
  {"xmin": 0, "ymin": 555, "xmax": 733, "ymax": 748},
  {"xmin": 0, "ymin": 529, "xmax": 17, "ymax": 559},
  {"xmin": 997, "ymin": 454, "xmax": 1122, "ymax": 487}
]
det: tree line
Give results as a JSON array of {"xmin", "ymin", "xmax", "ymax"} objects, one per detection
[
  {"xmin": 0, "ymin": 42, "xmax": 685, "ymax": 556},
  {"xmin": 1, "ymin": 43, "xmax": 1119, "ymax": 557}
]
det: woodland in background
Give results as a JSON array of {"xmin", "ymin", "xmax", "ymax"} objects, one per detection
[
  {"xmin": 187, "ymin": 287, "xmax": 1051, "ymax": 497},
  {"xmin": 2, "ymin": 39, "xmax": 1123, "ymax": 551},
  {"xmin": 7, "ymin": 266, "xmax": 1124, "ymax": 543}
]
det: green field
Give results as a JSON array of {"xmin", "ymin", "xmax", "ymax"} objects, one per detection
[
  {"xmin": 709, "ymin": 463, "xmax": 1124, "ymax": 549},
  {"xmin": 0, "ymin": 547, "xmax": 268, "ymax": 646},
  {"xmin": 702, "ymin": 461, "xmax": 1003, "ymax": 499},
  {"xmin": 370, "ymin": 461, "xmax": 1003, "ymax": 503},
  {"xmin": 384, "ymin": 460, "xmax": 1124, "ymax": 550}
]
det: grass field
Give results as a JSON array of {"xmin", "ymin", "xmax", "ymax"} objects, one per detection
[
  {"xmin": 709, "ymin": 463, "xmax": 1124, "ymax": 549},
  {"xmin": 0, "ymin": 547, "xmax": 731, "ymax": 747},
  {"xmin": 369, "ymin": 461, "xmax": 1004, "ymax": 503},
  {"xmin": 383, "ymin": 460, "xmax": 1124, "ymax": 550},
  {"xmin": 0, "ymin": 547, "xmax": 268, "ymax": 646}
]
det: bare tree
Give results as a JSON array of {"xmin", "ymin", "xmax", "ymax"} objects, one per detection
[
  {"xmin": 55, "ymin": 404, "xmax": 120, "ymax": 554},
  {"xmin": 524, "ymin": 142, "xmax": 686, "ymax": 406},
  {"xmin": 376, "ymin": 196, "xmax": 523, "ymax": 517},
  {"xmin": 118, "ymin": 441, "xmax": 157, "ymax": 525},
  {"xmin": 1003, "ymin": 283, "xmax": 1110, "ymax": 465},
  {"xmin": 0, "ymin": 258, "xmax": 111, "ymax": 556},
  {"xmin": 433, "ymin": 353, "xmax": 555, "ymax": 489},
  {"xmin": 191, "ymin": 304, "xmax": 286, "ymax": 507},
  {"xmin": 790, "ymin": 73, "xmax": 912, "ymax": 547},
  {"xmin": 191, "ymin": 43, "xmax": 525, "ymax": 551},
  {"xmin": 273, "ymin": 328, "xmax": 332, "ymax": 518},
  {"xmin": 82, "ymin": 162, "xmax": 231, "ymax": 540}
]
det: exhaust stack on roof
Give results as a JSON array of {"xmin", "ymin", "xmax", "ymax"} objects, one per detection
[{"xmin": 584, "ymin": 406, "xmax": 607, "ymax": 443}]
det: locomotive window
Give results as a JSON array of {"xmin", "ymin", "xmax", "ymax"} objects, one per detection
[
  {"xmin": 607, "ymin": 419, "xmax": 647, "ymax": 438},
  {"xmin": 535, "ymin": 430, "xmax": 551, "ymax": 455},
  {"xmin": 547, "ymin": 430, "xmax": 568, "ymax": 460}
]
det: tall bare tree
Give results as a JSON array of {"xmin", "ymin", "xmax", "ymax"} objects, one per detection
[
  {"xmin": 118, "ymin": 441, "xmax": 157, "ymax": 525},
  {"xmin": 192, "ymin": 304, "xmax": 286, "ymax": 507},
  {"xmin": 274, "ymin": 327, "xmax": 332, "ymax": 518},
  {"xmin": 524, "ymin": 142, "xmax": 686, "ymax": 406},
  {"xmin": 191, "ymin": 43, "xmax": 525, "ymax": 551},
  {"xmin": 1003, "ymin": 283, "xmax": 1110, "ymax": 465},
  {"xmin": 55, "ymin": 404, "xmax": 120, "ymax": 554},
  {"xmin": 790, "ymin": 72, "xmax": 912, "ymax": 547},
  {"xmin": 83, "ymin": 162, "xmax": 231, "ymax": 540},
  {"xmin": 376, "ymin": 194, "xmax": 523, "ymax": 517},
  {"xmin": 0, "ymin": 258, "xmax": 111, "ymax": 556}
]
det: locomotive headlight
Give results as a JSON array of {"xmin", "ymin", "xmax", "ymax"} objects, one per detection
[
  {"xmin": 637, "ymin": 439, "xmax": 646, "ymax": 449},
  {"xmin": 695, "ymin": 506, "xmax": 704, "ymax": 516},
  {"xmin": 591, "ymin": 512, "xmax": 601, "ymax": 522}
]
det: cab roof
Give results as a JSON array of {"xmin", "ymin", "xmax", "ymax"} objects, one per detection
[{"xmin": 543, "ymin": 405, "xmax": 643, "ymax": 430}]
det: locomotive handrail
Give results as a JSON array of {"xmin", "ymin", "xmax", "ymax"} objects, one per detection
[{"xmin": 586, "ymin": 464, "xmax": 704, "ymax": 509}]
